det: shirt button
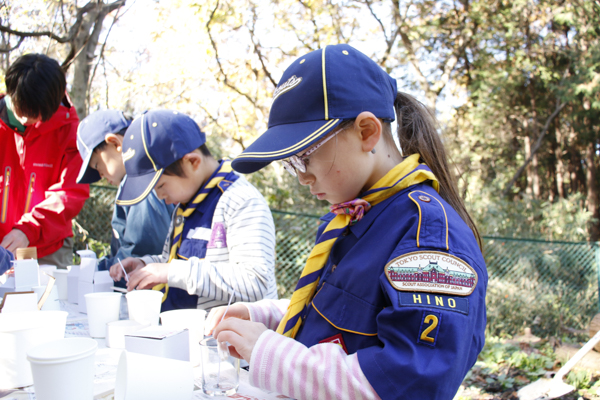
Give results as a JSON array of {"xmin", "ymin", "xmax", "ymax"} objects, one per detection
[
  {"xmin": 331, "ymin": 265, "xmax": 337, "ymax": 273},
  {"xmin": 342, "ymin": 227, "xmax": 350, "ymax": 236},
  {"xmin": 418, "ymin": 195, "xmax": 431, "ymax": 203}
]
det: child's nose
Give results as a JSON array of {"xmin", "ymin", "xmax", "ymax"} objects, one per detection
[{"xmin": 296, "ymin": 170, "xmax": 313, "ymax": 186}]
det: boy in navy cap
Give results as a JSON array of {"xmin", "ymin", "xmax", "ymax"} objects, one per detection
[
  {"xmin": 110, "ymin": 110, "xmax": 277, "ymax": 311},
  {"xmin": 76, "ymin": 110, "xmax": 174, "ymax": 276}
]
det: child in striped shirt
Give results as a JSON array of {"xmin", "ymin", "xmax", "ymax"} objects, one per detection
[{"xmin": 109, "ymin": 110, "xmax": 278, "ymax": 311}]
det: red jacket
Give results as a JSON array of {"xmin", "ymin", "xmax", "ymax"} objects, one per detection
[{"xmin": 0, "ymin": 94, "xmax": 90, "ymax": 258}]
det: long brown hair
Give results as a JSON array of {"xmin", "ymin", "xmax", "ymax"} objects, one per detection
[{"xmin": 387, "ymin": 92, "xmax": 482, "ymax": 250}]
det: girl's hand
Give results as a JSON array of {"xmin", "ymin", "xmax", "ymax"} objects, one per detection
[
  {"xmin": 204, "ymin": 304, "xmax": 250, "ymax": 336},
  {"xmin": 212, "ymin": 318, "xmax": 268, "ymax": 362}
]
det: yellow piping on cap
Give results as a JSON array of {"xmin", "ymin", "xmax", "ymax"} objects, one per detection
[
  {"xmin": 141, "ymin": 114, "xmax": 158, "ymax": 172},
  {"xmin": 322, "ymin": 46, "xmax": 329, "ymax": 120},
  {"xmin": 115, "ymin": 169, "xmax": 163, "ymax": 206},
  {"xmin": 236, "ymin": 119, "xmax": 339, "ymax": 159}
]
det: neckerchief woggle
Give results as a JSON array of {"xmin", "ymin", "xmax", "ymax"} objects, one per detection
[
  {"xmin": 153, "ymin": 161, "xmax": 234, "ymax": 302},
  {"xmin": 276, "ymin": 154, "xmax": 439, "ymax": 338}
]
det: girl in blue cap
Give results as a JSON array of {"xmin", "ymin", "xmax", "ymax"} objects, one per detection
[{"xmin": 208, "ymin": 44, "xmax": 487, "ymax": 400}]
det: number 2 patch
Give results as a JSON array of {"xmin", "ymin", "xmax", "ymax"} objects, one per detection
[{"xmin": 418, "ymin": 311, "xmax": 442, "ymax": 347}]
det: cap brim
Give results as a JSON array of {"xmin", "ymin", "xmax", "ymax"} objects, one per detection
[
  {"xmin": 232, "ymin": 118, "xmax": 342, "ymax": 174},
  {"xmin": 76, "ymin": 150, "xmax": 101, "ymax": 184},
  {"xmin": 116, "ymin": 169, "xmax": 163, "ymax": 206}
]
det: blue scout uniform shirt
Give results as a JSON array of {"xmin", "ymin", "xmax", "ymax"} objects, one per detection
[
  {"xmin": 98, "ymin": 179, "xmax": 175, "ymax": 275},
  {"xmin": 161, "ymin": 166, "xmax": 240, "ymax": 312},
  {"xmin": 294, "ymin": 182, "xmax": 487, "ymax": 400}
]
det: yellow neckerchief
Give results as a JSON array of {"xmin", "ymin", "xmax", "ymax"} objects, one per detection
[{"xmin": 276, "ymin": 154, "xmax": 439, "ymax": 337}]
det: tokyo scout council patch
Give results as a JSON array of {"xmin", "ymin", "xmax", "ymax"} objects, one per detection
[{"xmin": 384, "ymin": 251, "xmax": 478, "ymax": 296}]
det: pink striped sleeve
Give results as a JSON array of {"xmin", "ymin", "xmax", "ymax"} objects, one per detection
[
  {"xmin": 243, "ymin": 299, "xmax": 289, "ymax": 331},
  {"xmin": 250, "ymin": 330, "xmax": 381, "ymax": 400}
]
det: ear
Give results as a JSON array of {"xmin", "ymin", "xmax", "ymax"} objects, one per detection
[
  {"xmin": 354, "ymin": 112, "xmax": 382, "ymax": 153},
  {"xmin": 182, "ymin": 152, "xmax": 203, "ymax": 171},
  {"xmin": 104, "ymin": 133, "xmax": 124, "ymax": 152}
]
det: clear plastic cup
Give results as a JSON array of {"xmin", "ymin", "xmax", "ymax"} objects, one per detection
[{"xmin": 199, "ymin": 337, "xmax": 239, "ymax": 396}]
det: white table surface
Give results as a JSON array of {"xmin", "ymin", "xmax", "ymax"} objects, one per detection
[{"xmin": 0, "ymin": 298, "xmax": 292, "ymax": 400}]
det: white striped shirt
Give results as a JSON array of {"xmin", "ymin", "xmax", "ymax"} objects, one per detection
[
  {"xmin": 244, "ymin": 299, "xmax": 381, "ymax": 400},
  {"xmin": 141, "ymin": 175, "xmax": 278, "ymax": 309}
]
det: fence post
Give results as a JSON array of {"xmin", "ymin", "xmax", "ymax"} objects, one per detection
[{"xmin": 596, "ymin": 242, "xmax": 600, "ymax": 313}]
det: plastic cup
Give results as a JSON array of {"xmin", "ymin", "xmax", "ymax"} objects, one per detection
[
  {"xmin": 27, "ymin": 338, "xmax": 97, "ymax": 400},
  {"xmin": 85, "ymin": 292, "xmax": 122, "ymax": 338},
  {"xmin": 114, "ymin": 350, "xmax": 194, "ymax": 400},
  {"xmin": 0, "ymin": 310, "xmax": 67, "ymax": 389},
  {"xmin": 160, "ymin": 309, "xmax": 206, "ymax": 366},
  {"xmin": 126, "ymin": 290, "xmax": 163, "ymax": 326},
  {"xmin": 52, "ymin": 269, "xmax": 69, "ymax": 300},
  {"xmin": 106, "ymin": 320, "xmax": 150, "ymax": 349},
  {"xmin": 199, "ymin": 337, "xmax": 240, "ymax": 396}
]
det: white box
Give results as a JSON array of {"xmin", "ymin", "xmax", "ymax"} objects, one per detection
[
  {"xmin": 124, "ymin": 327, "xmax": 189, "ymax": 361},
  {"xmin": 14, "ymin": 259, "xmax": 39, "ymax": 292},
  {"xmin": 0, "ymin": 276, "xmax": 16, "ymax": 299},
  {"xmin": 78, "ymin": 271, "xmax": 113, "ymax": 313},
  {"xmin": 67, "ymin": 265, "xmax": 80, "ymax": 304}
]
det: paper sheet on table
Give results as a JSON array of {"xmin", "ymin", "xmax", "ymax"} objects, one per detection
[{"xmin": 193, "ymin": 368, "xmax": 293, "ymax": 400}]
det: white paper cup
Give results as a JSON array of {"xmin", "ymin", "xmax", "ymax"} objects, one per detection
[
  {"xmin": 199, "ymin": 337, "xmax": 240, "ymax": 396},
  {"xmin": 27, "ymin": 338, "xmax": 97, "ymax": 400},
  {"xmin": 85, "ymin": 292, "xmax": 122, "ymax": 338},
  {"xmin": 52, "ymin": 269, "xmax": 69, "ymax": 300},
  {"xmin": 126, "ymin": 290, "xmax": 163, "ymax": 326},
  {"xmin": 114, "ymin": 350, "xmax": 193, "ymax": 400},
  {"xmin": 32, "ymin": 285, "xmax": 61, "ymax": 311},
  {"xmin": 106, "ymin": 320, "xmax": 150, "ymax": 349},
  {"xmin": 0, "ymin": 310, "xmax": 67, "ymax": 389},
  {"xmin": 160, "ymin": 309, "xmax": 206, "ymax": 366}
]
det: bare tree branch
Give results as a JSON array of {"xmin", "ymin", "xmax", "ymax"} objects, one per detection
[
  {"xmin": 206, "ymin": 0, "xmax": 258, "ymax": 107},
  {"xmin": 87, "ymin": 1, "xmax": 125, "ymax": 107},
  {"xmin": 502, "ymin": 101, "xmax": 568, "ymax": 197},
  {"xmin": 248, "ymin": 4, "xmax": 277, "ymax": 87}
]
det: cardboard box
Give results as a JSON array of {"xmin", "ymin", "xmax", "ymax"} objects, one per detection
[
  {"xmin": 0, "ymin": 260, "xmax": 39, "ymax": 298},
  {"xmin": 67, "ymin": 265, "xmax": 79, "ymax": 304},
  {"xmin": 14, "ymin": 259, "xmax": 39, "ymax": 292},
  {"xmin": 75, "ymin": 250, "xmax": 114, "ymax": 312},
  {"xmin": 124, "ymin": 326, "xmax": 189, "ymax": 361}
]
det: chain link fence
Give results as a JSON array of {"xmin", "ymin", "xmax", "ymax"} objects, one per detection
[{"xmin": 74, "ymin": 185, "xmax": 600, "ymax": 336}]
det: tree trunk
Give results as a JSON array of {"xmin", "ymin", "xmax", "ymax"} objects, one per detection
[
  {"xmin": 585, "ymin": 142, "xmax": 598, "ymax": 233},
  {"xmin": 555, "ymin": 122, "xmax": 565, "ymax": 199},
  {"xmin": 524, "ymin": 134, "xmax": 533, "ymax": 196},
  {"xmin": 70, "ymin": 3, "xmax": 105, "ymax": 119}
]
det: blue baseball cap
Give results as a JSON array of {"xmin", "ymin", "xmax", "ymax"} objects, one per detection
[
  {"xmin": 232, "ymin": 44, "xmax": 398, "ymax": 174},
  {"xmin": 116, "ymin": 110, "xmax": 206, "ymax": 206},
  {"xmin": 76, "ymin": 110, "xmax": 131, "ymax": 183}
]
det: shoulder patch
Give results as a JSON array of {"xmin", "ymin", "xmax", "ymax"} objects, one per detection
[
  {"xmin": 218, "ymin": 180, "xmax": 233, "ymax": 193},
  {"xmin": 398, "ymin": 292, "xmax": 469, "ymax": 315},
  {"xmin": 385, "ymin": 251, "xmax": 477, "ymax": 296}
]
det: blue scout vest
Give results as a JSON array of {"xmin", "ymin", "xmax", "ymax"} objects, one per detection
[
  {"xmin": 294, "ymin": 182, "xmax": 488, "ymax": 400},
  {"xmin": 160, "ymin": 167, "xmax": 239, "ymax": 312}
]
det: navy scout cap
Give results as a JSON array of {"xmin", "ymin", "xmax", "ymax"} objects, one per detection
[
  {"xmin": 76, "ymin": 110, "xmax": 131, "ymax": 184},
  {"xmin": 116, "ymin": 109, "xmax": 206, "ymax": 206},
  {"xmin": 232, "ymin": 43, "xmax": 398, "ymax": 174}
]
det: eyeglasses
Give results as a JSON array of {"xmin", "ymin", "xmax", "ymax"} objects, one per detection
[{"xmin": 281, "ymin": 127, "xmax": 344, "ymax": 177}]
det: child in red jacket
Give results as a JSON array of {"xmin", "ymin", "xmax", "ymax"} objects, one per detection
[{"xmin": 0, "ymin": 54, "xmax": 89, "ymax": 268}]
